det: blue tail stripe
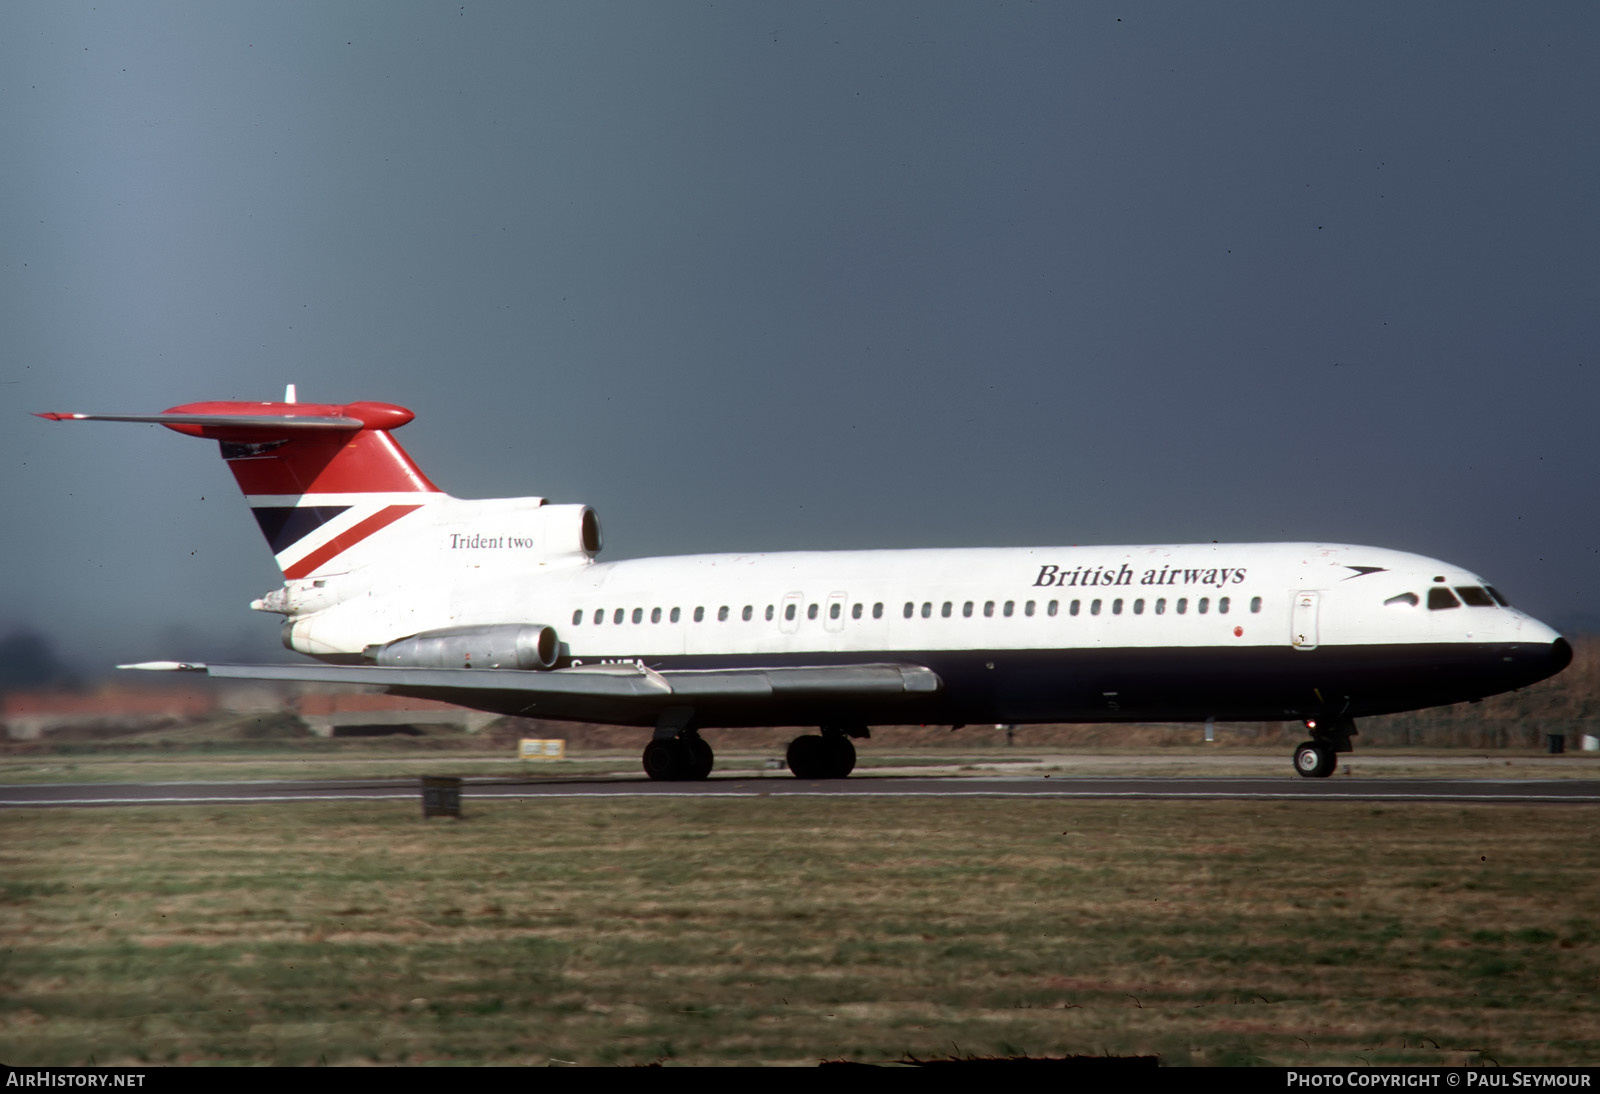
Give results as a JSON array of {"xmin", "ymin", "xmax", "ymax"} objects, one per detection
[{"xmin": 251, "ymin": 506, "xmax": 351, "ymax": 554}]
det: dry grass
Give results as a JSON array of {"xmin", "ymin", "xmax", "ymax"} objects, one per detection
[{"xmin": 2, "ymin": 797, "xmax": 1597, "ymax": 1066}]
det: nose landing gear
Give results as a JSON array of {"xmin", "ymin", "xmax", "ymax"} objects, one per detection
[
  {"xmin": 1292, "ymin": 716, "xmax": 1355, "ymax": 778},
  {"xmin": 1293, "ymin": 740, "xmax": 1336, "ymax": 778}
]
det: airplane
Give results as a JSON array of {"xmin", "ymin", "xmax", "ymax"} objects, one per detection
[{"xmin": 38, "ymin": 391, "xmax": 1572, "ymax": 781}]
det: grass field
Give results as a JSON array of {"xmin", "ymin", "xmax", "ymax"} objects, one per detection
[{"xmin": 3, "ymin": 795, "xmax": 1597, "ymax": 1066}]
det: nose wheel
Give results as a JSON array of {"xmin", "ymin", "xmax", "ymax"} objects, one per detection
[{"xmin": 1293, "ymin": 740, "xmax": 1336, "ymax": 778}]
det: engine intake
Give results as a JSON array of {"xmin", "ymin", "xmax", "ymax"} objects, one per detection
[{"xmin": 363, "ymin": 624, "xmax": 559, "ymax": 670}]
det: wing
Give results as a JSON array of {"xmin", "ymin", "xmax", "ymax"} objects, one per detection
[{"xmin": 122, "ymin": 660, "xmax": 943, "ymax": 727}]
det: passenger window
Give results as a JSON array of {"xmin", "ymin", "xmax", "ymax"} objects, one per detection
[
  {"xmin": 742, "ymin": 605, "xmax": 753, "ymax": 621},
  {"xmin": 830, "ymin": 603, "xmax": 841, "ymax": 620},
  {"xmin": 941, "ymin": 601, "xmax": 952, "ymax": 618},
  {"xmin": 873, "ymin": 602, "xmax": 884, "ymax": 619},
  {"xmin": 1112, "ymin": 598, "xmax": 1123, "ymax": 615},
  {"xmin": 694, "ymin": 606, "xmax": 704, "ymax": 623},
  {"xmin": 1024, "ymin": 600, "xmax": 1035, "ymax": 617},
  {"xmin": 1250, "ymin": 597, "xmax": 1261, "ymax": 614},
  {"xmin": 852, "ymin": 602, "xmax": 863, "ymax": 620},
  {"xmin": 808, "ymin": 603, "xmax": 819, "ymax": 620},
  {"xmin": 1047, "ymin": 600, "xmax": 1058, "ymax": 617},
  {"xmin": 984, "ymin": 601, "xmax": 995, "ymax": 617},
  {"xmin": 633, "ymin": 608, "xmax": 644, "ymax": 624},
  {"xmin": 672, "ymin": 607, "xmax": 681, "ymax": 623},
  {"xmin": 1176, "ymin": 598, "xmax": 1187, "ymax": 614},
  {"xmin": 650, "ymin": 607, "xmax": 661, "ymax": 623},
  {"xmin": 1091, "ymin": 599, "xmax": 1102, "ymax": 616},
  {"xmin": 1003, "ymin": 600, "xmax": 1015, "ymax": 617},
  {"xmin": 963, "ymin": 601, "xmax": 974, "ymax": 618},
  {"xmin": 717, "ymin": 606, "xmax": 729, "ymax": 622},
  {"xmin": 614, "ymin": 608, "xmax": 625, "ymax": 625},
  {"xmin": 1456, "ymin": 586, "xmax": 1495, "ymax": 607},
  {"xmin": 785, "ymin": 604, "xmax": 796, "ymax": 621},
  {"xmin": 904, "ymin": 602, "xmax": 915, "ymax": 619},
  {"xmin": 1070, "ymin": 600, "xmax": 1080, "ymax": 616},
  {"xmin": 1384, "ymin": 593, "xmax": 1419, "ymax": 608},
  {"xmin": 921, "ymin": 602, "xmax": 932, "ymax": 619},
  {"xmin": 594, "ymin": 609, "xmax": 605, "ymax": 625},
  {"xmin": 1219, "ymin": 597, "xmax": 1230, "ymax": 614},
  {"xmin": 572, "ymin": 609, "xmax": 583, "ymax": 625},
  {"xmin": 1133, "ymin": 598, "xmax": 1144, "ymax": 615},
  {"xmin": 1428, "ymin": 588, "xmax": 1461, "ymax": 610},
  {"xmin": 1198, "ymin": 598, "xmax": 1209, "ymax": 614},
  {"xmin": 1155, "ymin": 598, "xmax": 1165, "ymax": 615}
]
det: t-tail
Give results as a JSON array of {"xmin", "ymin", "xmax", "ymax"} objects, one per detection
[
  {"xmin": 36, "ymin": 391, "xmax": 601, "ymax": 658},
  {"xmin": 37, "ymin": 394, "xmax": 443, "ymax": 580}
]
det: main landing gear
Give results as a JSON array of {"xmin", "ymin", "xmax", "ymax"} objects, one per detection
[
  {"xmin": 641, "ymin": 734, "xmax": 713, "ymax": 781},
  {"xmin": 638, "ymin": 714, "xmax": 871, "ymax": 782},
  {"xmin": 785, "ymin": 725, "xmax": 867, "ymax": 780},
  {"xmin": 642, "ymin": 707, "xmax": 714, "ymax": 782},
  {"xmin": 1293, "ymin": 715, "xmax": 1356, "ymax": 778}
]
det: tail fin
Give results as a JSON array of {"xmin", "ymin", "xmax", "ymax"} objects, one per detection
[{"xmin": 37, "ymin": 397, "xmax": 442, "ymax": 580}]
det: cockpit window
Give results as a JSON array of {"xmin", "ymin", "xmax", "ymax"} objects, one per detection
[
  {"xmin": 1384, "ymin": 593, "xmax": 1419, "ymax": 607},
  {"xmin": 1487, "ymin": 586, "xmax": 1510, "ymax": 607},
  {"xmin": 1455, "ymin": 586, "xmax": 1495, "ymax": 607},
  {"xmin": 1427, "ymin": 587, "xmax": 1461, "ymax": 610}
]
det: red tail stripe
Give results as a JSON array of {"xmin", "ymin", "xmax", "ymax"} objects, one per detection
[{"xmin": 283, "ymin": 504, "xmax": 423, "ymax": 580}]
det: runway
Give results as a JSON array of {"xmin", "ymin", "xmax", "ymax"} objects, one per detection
[{"xmin": 5, "ymin": 774, "xmax": 1599, "ymax": 807}]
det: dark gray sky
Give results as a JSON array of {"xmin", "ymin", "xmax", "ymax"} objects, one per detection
[{"xmin": 5, "ymin": 2, "xmax": 1597, "ymax": 667}]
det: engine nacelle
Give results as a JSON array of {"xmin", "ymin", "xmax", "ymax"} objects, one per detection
[
  {"xmin": 363, "ymin": 623, "xmax": 559, "ymax": 670},
  {"xmin": 549, "ymin": 504, "xmax": 602, "ymax": 558}
]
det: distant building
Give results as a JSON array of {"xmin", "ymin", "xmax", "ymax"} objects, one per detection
[
  {"xmin": 1, "ymin": 681, "xmax": 492, "ymax": 740},
  {"xmin": 2, "ymin": 685, "xmax": 216, "ymax": 740},
  {"xmin": 293, "ymin": 688, "xmax": 497, "ymax": 737}
]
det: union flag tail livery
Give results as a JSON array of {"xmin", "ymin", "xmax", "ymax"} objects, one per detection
[
  {"xmin": 38, "ymin": 392, "xmax": 602, "ymax": 657},
  {"xmin": 38, "ymin": 391, "xmax": 1570, "ymax": 782},
  {"xmin": 39, "ymin": 397, "xmax": 443, "ymax": 581}
]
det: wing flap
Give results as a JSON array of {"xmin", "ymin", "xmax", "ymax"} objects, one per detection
[{"xmin": 123, "ymin": 660, "xmax": 942, "ymax": 709}]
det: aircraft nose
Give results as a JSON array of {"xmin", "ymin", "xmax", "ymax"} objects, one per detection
[{"xmin": 1549, "ymin": 636, "xmax": 1574, "ymax": 675}]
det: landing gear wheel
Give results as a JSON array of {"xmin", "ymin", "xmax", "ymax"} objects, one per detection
[
  {"xmin": 643, "ymin": 738, "xmax": 689, "ymax": 781},
  {"xmin": 686, "ymin": 736, "xmax": 714, "ymax": 780},
  {"xmin": 823, "ymin": 735, "xmax": 856, "ymax": 778},
  {"xmin": 786, "ymin": 734, "xmax": 855, "ymax": 779},
  {"xmin": 786, "ymin": 734, "xmax": 828, "ymax": 779},
  {"xmin": 1293, "ymin": 740, "xmax": 1336, "ymax": 778},
  {"xmin": 643, "ymin": 737, "xmax": 714, "ymax": 781}
]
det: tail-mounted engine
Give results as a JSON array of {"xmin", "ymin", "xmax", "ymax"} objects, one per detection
[{"xmin": 363, "ymin": 624, "xmax": 560, "ymax": 670}]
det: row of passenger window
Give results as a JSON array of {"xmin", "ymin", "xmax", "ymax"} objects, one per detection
[
  {"xmin": 573, "ymin": 604, "xmax": 883, "ymax": 626},
  {"xmin": 570, "ymin": 596, "xmax": 1265, "ymax": 626},
  {"xmin": 908, "ymin": 596, "xmax": 1262, "ymax": 618}
]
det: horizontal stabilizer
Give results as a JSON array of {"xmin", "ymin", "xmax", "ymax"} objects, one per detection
[{"xmin": 37, "ymin": 412, "xmax": 365, "ymax": 430}]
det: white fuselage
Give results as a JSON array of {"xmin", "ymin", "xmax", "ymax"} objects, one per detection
[
  {"xmin": 278, "ymin": 540, "xmax": 1564, "ymax": 728},
  {"xmin": 287, "ymin": 541, "xmax": 1550, "ymax": 660}
]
